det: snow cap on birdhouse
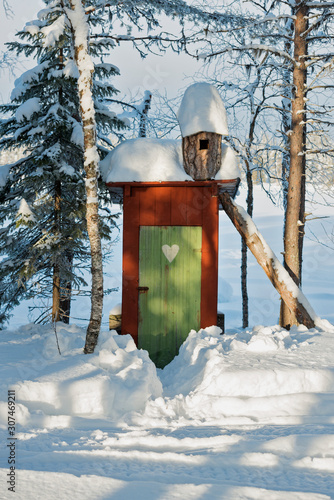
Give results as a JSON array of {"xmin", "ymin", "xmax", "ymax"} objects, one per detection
[
  {"xmin": 178, "ymin": 82, "xmax": 229, "ymax": 137},
  {"xmin": 178, "ymin": 82, "xmax": 229, "ymax": 180}
]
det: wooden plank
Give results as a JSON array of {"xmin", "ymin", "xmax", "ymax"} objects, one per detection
[
  {"xmin": 106, "ymin": 180, "xmax": 239, "ymax": 188},
  {"xmin": 139, "ymin": 187, "xmax": 156, "ymax": 225},
  {"xmin": 176, "ymin": 226, "xmax": 202, "ymax": 342},
  {"xmin": 171, "ymin": 187, "xmax": 188, "ymax": 225},
  {"xmin": 201, "ymin": 186, "xmax": 219, "ymax": 328},
  {"xmin": 154, "ymin": 186, "xmax": 171, "ymax": 225},
  {"xmin": 106, "ymin": 180, "xmax": 241, "ymax": 206},
  {"xmin": 138, "ymin": 226, "xmax": 202, "ymax": 367},
  {"xmin": 121, "ymin": 188, "xmax": 140, "ymax": 344},
  {"xmin": 187, "ymin": 187, "xmax": 210, "ymax": 226}
]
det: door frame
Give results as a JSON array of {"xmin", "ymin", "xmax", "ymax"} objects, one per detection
[{"xmin": 120, "ymin": 182, "xmax": 219, "ymax": 345}]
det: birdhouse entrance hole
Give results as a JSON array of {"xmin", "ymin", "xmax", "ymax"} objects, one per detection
[{"xmin": 199, "ymin": 139, "xmax": 209, "ymax": 150}]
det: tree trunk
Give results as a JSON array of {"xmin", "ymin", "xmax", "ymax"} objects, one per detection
[
  {"xmin": 52, "ymin": 179, "xmax": 62, "ymax": 322},
  {"xmin": 59, "ymin": 250, "xmax": 73, "ymax": 324},
  {"xmin": 281, "ymin": 0, "xmax": 308, "ymax": 329},
  {"xmin": 182, "ymin": 132, "xmax": 222, "ymax": 179},
  {"xmin": 279, "ymin": 16, "xmax": 293, "ymax": 327},
  {"xmin": 220, "ymin": 192, "xmax": 315, "ymax": 329},
  {"xmin": 139, "ymin": 91, "xmax": 151, "ymax": 138},
  {"xmin": 241, "ymin": 239, "xmax": 248, "ymax": 328},
  {"xmin": 54, "ymin": 45, "xmax": 72, "ymax": 325},
  {"xmin": 52, "ymin": 266, "xmax": 61, "ymax": 322},
  {"xmin": 67, "ymin": 0, "xmax": 103, "ymax": 353},
  {"xmin": 241, "ymin": 73, "xmax": 258, "ymax": 329},
  {"xmin": 281, "ymin": 16, "xmax": 293, "ymax": 219},
  {"xmin": 241, "ymin": 167, "xmax": 253, "ymax": 328}
]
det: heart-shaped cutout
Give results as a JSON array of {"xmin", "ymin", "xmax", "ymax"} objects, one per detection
[{"xmin": 162, "ymin": 244, "xmax": 179, "ymax": 263}]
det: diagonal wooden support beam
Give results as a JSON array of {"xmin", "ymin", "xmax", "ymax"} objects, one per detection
[{"xmin": 219, "ymin": 192, "xmax": 316, "ymax": 329}]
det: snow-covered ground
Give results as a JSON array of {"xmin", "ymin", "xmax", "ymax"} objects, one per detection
[
  {"xmin": 1, "ymin": 185, "xmax": 334, "ymax": 499},
  {"xmin": 1, "ymin": 322, "xmax": 334, "ymax": 499}
]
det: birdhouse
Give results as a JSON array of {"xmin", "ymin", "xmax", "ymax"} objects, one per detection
[
  {"xmin": 103, "ymin": 83, "xmax": 240, "ymax": 368},
  {"xmin": 178, "ymin": 82, "xmax": 229, "ymax": 180}
]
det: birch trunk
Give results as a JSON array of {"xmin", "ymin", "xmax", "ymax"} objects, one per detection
[
  {"xmin": 67, "ymin": 0, "xmax": 103, "ymax": 353},
  {"xmin": 220, "ymin": 192, "xmax": 315, "ymax": 329},
  {"xmin": 281, "ymin": 16, "xmax": 293, "ymax": 219},
  {"xmin": 139, "ymin": 92, "xmax": 152, "ymax": 138},
  {"xmin": 280, "ymin": 0, "xmax": 308, "ymax": 329},
  {"xmin": 241, "ymin": 84, "xmax": 258, "ymax": 329},
  {"xmin": 241, "ymin": 167, "xmax": 253, "ymax": 328}
]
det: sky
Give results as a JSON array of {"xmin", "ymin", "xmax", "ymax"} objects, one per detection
[{"xmin": 0, "ymin": 0, "xmax": 202, "ymax": 106}]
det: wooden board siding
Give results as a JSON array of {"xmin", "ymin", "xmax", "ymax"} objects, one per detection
[
  {"xmin": 120, "ymin": 184, "xmax": 219, "ymax": 362},
  {"xmin": 138, "ymin": 226, "xmax": 202, "ymax": 367}
]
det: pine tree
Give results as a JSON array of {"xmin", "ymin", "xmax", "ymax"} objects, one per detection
[{"xmin": 0, "ymin": 0, "xmax": 126, "ymax": 326}]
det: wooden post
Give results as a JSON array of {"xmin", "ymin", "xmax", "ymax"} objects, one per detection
[{"xmin": 219, "ymin": 192, "xmax": 315, "ymax": 329}]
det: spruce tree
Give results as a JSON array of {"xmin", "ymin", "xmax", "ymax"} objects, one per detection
[{"xmin": 0, "ymin": 0, "xmax": 126, "ymax": 326}]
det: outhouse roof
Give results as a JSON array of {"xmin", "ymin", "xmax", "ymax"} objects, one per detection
[
  {"xmin": 100, "ymin": 138, "xmax": 192, "ymax": 183},
  {"xmin": 101, "ymin": 137, "xmax": 240, "ymax": 184},
  {"xmin": 177, "ymin": 82, "xmax": 229, "ymax": 138}
]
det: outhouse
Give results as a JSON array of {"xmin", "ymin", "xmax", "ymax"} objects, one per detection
[{"xmin": 103, "ymin": 83, "xmax": 240, "ymax": 368}]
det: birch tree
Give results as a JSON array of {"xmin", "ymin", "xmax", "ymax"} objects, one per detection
[{"xmin": 62, "ymin": 0, "xmax": 103, "ymax": 353}]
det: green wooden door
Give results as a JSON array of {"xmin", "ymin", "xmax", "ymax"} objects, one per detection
[{"xmin": 138, "ymin": 226, "xmax": 202, "ymax": 368}]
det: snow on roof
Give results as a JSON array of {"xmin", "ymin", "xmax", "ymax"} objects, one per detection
[
  {"xmin": 101, "ymin": 138, "xmax": 192, "ymax": 183},
  {"xmin": 216, "ymin": 144, "xmax": 240, "ymax": 180},
  {"xmin": 177, "ymin": 82, "xmax": 229, "ymax": 138},
  {"xmin": 101, "ymin": 137, "xmax": 240, "ymax": 183}
]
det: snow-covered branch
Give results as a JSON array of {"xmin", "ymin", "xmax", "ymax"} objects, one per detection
[
  {"xmin": 305, "ymin": 1, "xmax": 334, "ymax": 7},
  {"xmin": 199, "ymin": 44, "xmax": 297, "ymax": 66}
]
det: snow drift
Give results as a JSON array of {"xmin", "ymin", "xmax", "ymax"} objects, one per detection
[
  {"xmin": 1, "ymin": 321, "xmax": 334, "ymax": 429},
  {"xmin": 0, "ymin": 324, "xmax": 162, "ymax": 425}
]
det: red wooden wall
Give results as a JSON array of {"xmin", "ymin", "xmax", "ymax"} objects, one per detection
[{"xmin": 119, "ymin": 181, "xmax": 219, "ymax": 345}]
